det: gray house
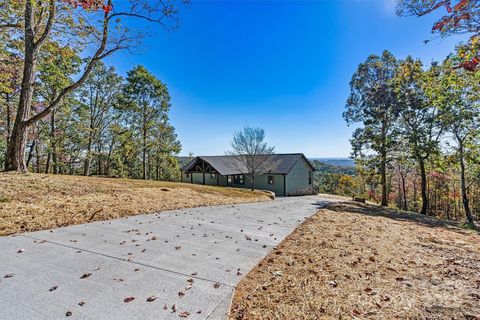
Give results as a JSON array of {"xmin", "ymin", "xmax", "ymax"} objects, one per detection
[{"xmin": 180, "ymin": 153, "xmax": 317, "ymax": 196}]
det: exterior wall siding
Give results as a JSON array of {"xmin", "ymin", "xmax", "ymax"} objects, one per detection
[
  {"xmin": 252, "ymin": 174, "xmax": 285, "ymax": 195},
  {"xmin": 183, "ymin": 172, "xmax": 286, "ymax": 195},
  {"xmin": 285, "ymin": 158, "xmax": 313, "ymax": 195},
  {"xmin": 226, "ymin": 174, "xmax": 284, "ymax": 195}
]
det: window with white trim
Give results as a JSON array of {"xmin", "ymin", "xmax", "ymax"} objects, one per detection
[{"xmin": 268, "ymin": 175, "xmax": 274, "ymax": 185}]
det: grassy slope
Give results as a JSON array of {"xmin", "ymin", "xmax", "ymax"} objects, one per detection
[
  {"xmin": 230, "ymin": 202, "xmax": 480, "ymax": 320},
  {"xmin": 0, "ymin": 173, "xmax": 270, "ymax": 236}
]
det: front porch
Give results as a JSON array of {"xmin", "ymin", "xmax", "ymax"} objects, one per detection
[{"xmin": 180, "ymin": 157, "xmax": 245, "ymax": 188}]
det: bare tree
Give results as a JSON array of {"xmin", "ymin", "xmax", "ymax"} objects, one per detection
[{"xmin": 228, "ymin": 126, "xmax": 275, "ymax": 191}]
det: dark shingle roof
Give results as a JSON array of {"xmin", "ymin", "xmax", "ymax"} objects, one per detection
[{"xmin": 181, "ymin": 153, "xmax": 315, "ymax": 176}]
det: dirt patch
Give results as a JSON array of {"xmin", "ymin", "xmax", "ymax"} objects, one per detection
[
  {"xmin": 230, "ymin": 201, "xmax": 480, "ymax": 320},
  {"xmin": 0, "ymin": 173, "xmax": 270, "ymax": 236}
]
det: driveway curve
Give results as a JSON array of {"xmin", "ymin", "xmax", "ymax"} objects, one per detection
[{"xmin": 0, "ymin": 195, "xmax": 333, "ymax": 320}]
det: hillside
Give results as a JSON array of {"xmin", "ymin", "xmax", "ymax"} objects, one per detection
[
  {"xmin": 311, "ymin": 158, "xmax": 355, "ymax": 168},
  {"xmin": 230, "ymin": 201, "xmax": 480, "ymax": 320},
  {"xmin": 311, "ymin": 159, "xmax": 355, "ymax": 175},
  {"xmin": 0, "ymin": 173, "xmax": 270, "ymax": 236}
]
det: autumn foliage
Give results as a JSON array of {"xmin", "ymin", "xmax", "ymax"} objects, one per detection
[
  {"xmin": 63, "ymin": 0, "xmax": 112, "ymax": 12},
  {"xmin": 398, "ymin": 0, "xmax": 480, "ymax": 70}
]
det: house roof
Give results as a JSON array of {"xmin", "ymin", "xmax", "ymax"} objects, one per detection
[{"xmin": 181, "ymin": 153, "xmax": 315, "ymax": 176}]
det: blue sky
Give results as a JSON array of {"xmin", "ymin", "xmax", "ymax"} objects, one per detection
[{"xmin": 107, "ymin": 0, "xmax": 466, "ymax": 158}]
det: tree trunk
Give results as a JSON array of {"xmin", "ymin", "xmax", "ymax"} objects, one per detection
[
  {"xmin": 458, "ymin": 140, "xmax": 475, "ymax": 227},
  {"xmin": 97, "ymin": 153, "xmax": 102, "ymax": 176},
  {"xmin": 5, "ymin": 94, "xmax": 12, "ymax": 149},
  {"xmin": 400, "ymin": 170, "xmax": 408, "ymax": 210},
  {"xmin": 45, "ymin": 152, "xmax": 51, "ymax": 173},
  {"xmin": 35, "ymin": 137, "xmax": 40, "ymax": 173},
  {"xmin": 6, "ymin": 121, "xmax": 30, "ymax": 172},
  {"xmin": 419, "ymin": 158, "xmax": 428, "ymax": 215},
  {"xmin": 142, "ymin": 127, "xmax": 147, "ymax": 180},
  {"xmin": 5, "ymin": 1, "xmax": 36, "ymax": 172},
  {"xmin": 26, "ymin": 139, "xmax": 35, "ymax": 168},
  {"xmin": 413, "ymin": 177, "xmax": 417, "ymax": 212},
  {"xmin": 50, "ymin": 110, "xmax": 58, "ymax": 174},
  {"xmin": 83, "ymin": 129, "xmax": 93, "ymax": 176},
  {"xmin": 380, "ymin": 149, "xmax": 388, "ymax": 206},
  {"xmin": 251, "ymin": 175, "xmax": 255, "ymax": 191}
]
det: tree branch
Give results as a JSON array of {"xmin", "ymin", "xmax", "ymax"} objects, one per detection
[
  {"xmin": 0, "ymin": 23, "xmax": 21, "ymax": 29},
  {"xmin": 26, "ymin": 0, "xmax": 112, "ymax": 125},
  {"xmin": 33, "ymin": 0, "xmax": 55, "ymax": 51}
]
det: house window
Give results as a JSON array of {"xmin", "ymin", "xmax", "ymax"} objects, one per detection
[
  {"xmin": 268, "ymin": 175, "xmax": 274, "ymax": 185},
  {"xmin": 234, "ymin": 174, "xmax": 245, "ymax": 185},
  {"xmin": 228, "ymin": 176, "xmax": 232, "ymax": 183},
  {"xmin": 211, "ymin": 173, "xmax": 216, "ymax": 179},
  {"xmin": 308, "ymin": 171, "xmax": 312, "ymax": 185}
]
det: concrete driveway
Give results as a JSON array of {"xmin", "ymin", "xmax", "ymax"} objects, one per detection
[{"xmin": 0, "ymin": 195, "xmax": 332, "ymax": 320}]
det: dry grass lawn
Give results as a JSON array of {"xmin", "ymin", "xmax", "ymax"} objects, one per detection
[
  {"xmin": 0, "ymin": 172, "xmax": 270, "ymax": 236},
  {"xmin": 230, "ymin": 201, "xmax": 480, "ymax": 320}
]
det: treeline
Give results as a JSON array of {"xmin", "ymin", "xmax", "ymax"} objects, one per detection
[
  {"xmin": 0, "ymin": 57, "xmax": 181, "ymax": 180},
  {"xmin": 344, "ymin": 49, "xmax": 480, "ymax": 227}
]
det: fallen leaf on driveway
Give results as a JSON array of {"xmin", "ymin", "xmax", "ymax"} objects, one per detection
[
  {"xmin": 80, "ymin": 273, "xmax": 92, "ymax": 279},
  {"xmin": 213, "ymin": 283, "xmax": 220, "ymax": 289},
  {"xmin": 123, "ymin": 297, "xmax": 135, "ymax": 303},
  {"xmin": 179, "ymin": 311, "xmax": 190, "ymax": 318},
  {"xmin": 49, "ymin": 286, "xmax": 58, "ymax": 292},
  {"xmin": 146, "ymin": 296, "xmax": 157, "ymax": 302},
  {"xmin": 66, "ymin": 311, "xmax": 72, "ymax": 317},
  {"xmin": 171, "ymin": 304, "xmax": 177, "ymax": 312},
  {"xmin": 78, "ymin": 301, "xmax": 85, "ymax": 306},
  {"xmin": 3, "ymin": 273, "xmax": 14, "ymax": 278},
  {"xmin": 17, "ymin": 249, "xmax": 25, "ymax": 253}
]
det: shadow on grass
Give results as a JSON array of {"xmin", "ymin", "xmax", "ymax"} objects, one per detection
[{"xmin": 325, "ymin": 201, "xmax": 479, "ymax": 236}]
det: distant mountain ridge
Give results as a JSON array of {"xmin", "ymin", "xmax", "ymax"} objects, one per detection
[{"xmin": 310, "ymin": 158, "xmax": 355, "ymax": 168}]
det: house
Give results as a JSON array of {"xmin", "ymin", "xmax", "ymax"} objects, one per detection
[{"xmin": 180, "ymin": 153, "xmax": 317, "ymax": 196}]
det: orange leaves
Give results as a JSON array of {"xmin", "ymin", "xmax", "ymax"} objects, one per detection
[
  {"xmin": 453, "ymin": 0, "xmax": 469, "ymax": 11},
  {"xmin": 63, "ymin": 0, "xmax": 112, "ymax": 13},
  {"xmin": 459, "ymin": 56, "xmax": 480, "ymax": 71}
]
